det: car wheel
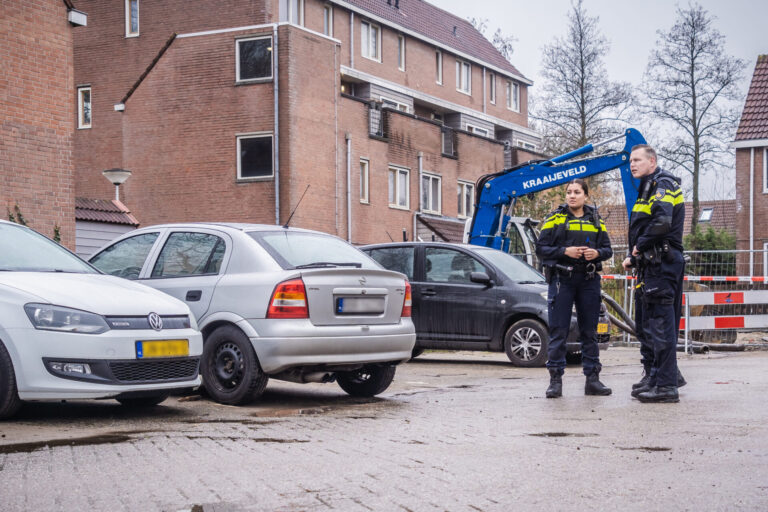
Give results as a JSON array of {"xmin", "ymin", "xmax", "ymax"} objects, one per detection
[
  {"xmin": 504, "ymin": 319, "xmax": 548, "ymax": 367},
  {"xmin": 0, "ymin": 340, "xmax": 22, "ymax": 420},
  {"xmin": 411, "ymin": 348, "xmax": 424, "ymax": 359},
  {"xmin": 116, "ymin": 393, "xmax": 169, "ymax": 407},
  {"xmin": 201, "ymin": 325, "xmax": 268, "ymax": 405},
  {"xmin": 337, "ymin": 365, "xmax": 396, "ymax": 397}
]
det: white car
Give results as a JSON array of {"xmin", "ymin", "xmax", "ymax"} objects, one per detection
[
  {"xmin": 89, "ymin": 223, "xmax": 416, "ymax": 405},
  {"xmin": 0, "ymin": 220, "xmax": 203, "ymax": 419}
]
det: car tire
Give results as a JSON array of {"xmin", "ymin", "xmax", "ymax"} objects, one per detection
[
  {"xmin": 201, "ymin": 325, "xmax": 268, "ymax": 405},
  {"xmin": 411, "ymin": 348, "xmax": 424, "ymax": 359},
  {"xmin": 504, "ymin": 319, "xmax": 548, "ymax": 367},
  {"xmin": 0, "ymin": 340, "xmax": 22, "ymax": 420},
  {"xmin": 116, "ymin": 393, "xmax": 169, "ymax": 407},
  {"xmin": 337, "ymin": 365, "xmax": 396, "ymax": 397}
]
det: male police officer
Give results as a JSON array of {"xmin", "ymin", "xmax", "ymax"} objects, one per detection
[{"xmin": 622, "ymin": 144, "xmax": 685, "ymax": 403}]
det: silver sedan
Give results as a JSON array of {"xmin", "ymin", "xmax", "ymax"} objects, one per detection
[{"xmin": 89, "ymin": 224, "xmax": 415, "ymax": 405}]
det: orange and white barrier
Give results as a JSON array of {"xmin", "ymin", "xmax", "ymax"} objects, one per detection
[
  {"xmin": 682, "ymin": 289, "xmax": 768, "ymax": 351},
  {"xmin": 601, "ymin": 274, "xmax": 768, "ymax": 282}
]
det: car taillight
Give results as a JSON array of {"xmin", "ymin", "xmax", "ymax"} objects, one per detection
[
  {"xmin": 267, "ymin": 278, "xmax": 309, "ymax": 319},
  {"xmin": 401, "ymin": 281, "xmax": 412, "ymax": 317}
]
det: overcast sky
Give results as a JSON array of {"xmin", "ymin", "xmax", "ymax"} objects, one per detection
[{"xmin": 430, "ymin": 0, "xmax": 767, "ymax": 200}]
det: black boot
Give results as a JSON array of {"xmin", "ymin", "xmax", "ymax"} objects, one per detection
[
  {"xmin": 585, "ymin": 370, "xmax": 611, "ymax": 396},
  {"xmin": 677, "ymin": 368, "xmax": 687, "ymax": 388},
  {"xmin": 546, "ymin": 370, "xmax": 562, "ymax": 399},
  {"xmin": 632, "ymin": 365, "xmax": 652, "ymax": 390},
  {"xmin": 637, "ymin": 386, "xmax": 679, "ymax": 403}
]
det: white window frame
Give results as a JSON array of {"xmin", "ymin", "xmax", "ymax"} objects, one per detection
[
  {"xmin": 380, "ymin": 96, "xmax": 409, "ymax": 113},
  {"xmin": 125, "ymin": 0, "xmax": 139, "ymax": 37},
  {"xmin": 763, "ymin": 148, "xmax": 768, "ymax": 194},
  {"xmin": 235, "ymin": 36, "xmax": 274, "ymax": 83},
  {"xmin": 456, "ymin": 59, "xmax": 471, "ymax": 95},
  {"xmin": 764, "ymin": 242, "xmax": 768, "ymax": 277},
  {"xmin": 323, "ymin": 3, "xmax": 333, "ymax": 37},
  {"xmin": 466, "ymin": 124, "xmax": 489, "ymax": 137},
  {"xmin": 77, "ymin": 86, "xmax": 91, "ymax": 129},
  {"xmin": 397, "ymin": 34, "xmax": 406, "ymax": 71},
  {"xmin": 236, "ymin": 132, "xmax": 274, "ymax": 181},
  {"xmin": 286, "ymin": 0, "xmax": 304, "ymax": 26},
  {"xmin": 388, "ymin": 166, "xmax": 410, "ymax": 210},
  {"xmin": 421, "ymin": 172, "xmax": 442, "ymax": 215},
  {"xmin": 699, "ymin": 208, "xmax": 714, "ymax": 222},
  {"xmin": 360, "ymin": 158, "xmax": 370, "ymax": 204},
  {"xmin": 489, "ymin": 72, "xmax": 496, "ymax": 104},
  {"xmin": 457, "ymin": 180, "xmax": 475, "ymax": 218},
  {"xmin": 436, "ymin": 50, "xmax": 443, "ymax": 85},
  {"xmin": 507, "ymin": 81, "xmax": 520, "ymax": 112},
  {"xmin": 517, "ymin": 140, "xmax": 537, "ymax": 151},
  {"xmin": 361, "ymin": 20, "xmax": 381, "ymax": 62}
]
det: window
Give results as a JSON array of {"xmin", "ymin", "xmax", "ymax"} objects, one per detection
[
  {"xmin": 151, "ymin": 233, "xmax": 226, "ymax": 278},
  {"xmin": 699, "ymin": 208, "xmax": 714, "ymax": 222},
  {"xmin": 489, "ymin": 72, "xmax": 496, "ymax": 104},
  {"xmin": 388, "ymin": 166, "xmax": 409, "ymax": 209},
  {"xmin": 421, "ymin": 173, "xmax": 441, "ymax": 214},
  {"xmin": 456, "ymin": 60, "xmax": 471, "ymax": 94},
  {"xmin": 764, "ymin": 148, "xmax": 768, "ymax": 194},
  {"xmin": 361, "ymin": 21, "xmax": 380, "ymax": 62},
  {"xmin": 466, "ymin": 124, "xmax": 489, "ymax": 137},
  {"xmin": 365, "ymin": 246, "xmax": 415, "ymax": 280},
  {"xmin": 436, "ymin": 50, "xmax": 443, "ymax": 84},
  {"xmin": 89, "ymin": 233, "xmax": 160, "ymax": 280},
  {"xmin": 281, "ymin": 0, "xmax": 304, "ymax": 25},
  {"xmin": 507, "ymin": 81, "xmax": 520, "ymax": 111},
  {"xmin": 442, "ymin": 127, "xmax": 456, "ymax": 156},
  {"xmin": 77, "ymin": 86, "xmax": 91, "ymax": 129},
  {"xmin": 457, "ymin": 181, "xmax": 475, "ymax": 218},
  {"xmin": 764, "ymin": 242, "xmax": 768, "ymax": 277},
  {"xmin": 236, "ymin": 36, "xmax": 273, "ymax": 82},
  {"xmin": 237, "ymin": 134, "xmax": 274, "ymax": 179},
  {"xmin": 360, "ymin": 159, "xmax": 370, "ymax": 203},
  {"xmin": 397, "ymin": 35, "xmax": 406, "ymax": 71},
  {"xmin": 425, "ymin": 247, "xmax": 485, "ymax": 284},
  {"xmin": 125, "ymin": 0, "xmax": 139, "ymax": 37},
  {"xmin": 381, "ymin": 97, "xmax": 409, "ymax": 113},
  {"xmin": 517, "ymin": 140, "xmax": 537, "ymax": 151},
  {"xmin": 323, "ymin": 4, "xmax": 333, "ymax": 36}
]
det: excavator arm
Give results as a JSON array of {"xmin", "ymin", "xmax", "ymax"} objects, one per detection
[{"xmin": 468, "ymin": 128, "xmax": 647, "ymax": 251}]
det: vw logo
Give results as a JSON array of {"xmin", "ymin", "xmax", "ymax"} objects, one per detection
[{"xmin": 148, "ymin": 312, "xmax": 163, "ymax": 331}]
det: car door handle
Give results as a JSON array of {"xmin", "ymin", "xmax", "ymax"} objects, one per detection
[
  {"xmin": 421, "ymin": 289, "xmax": 437, "ymax": 296},
  {"xmin": 186, "ymin": 290, "xmax": 202, "ymax": 302}
]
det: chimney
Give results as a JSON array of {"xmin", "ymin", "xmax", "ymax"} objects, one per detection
[
  {"xmin": 453, "ymin": 26, "xmax": 457, "ymax": 36},
  {"xmin": 395, "ymin": 0, "xmax": 399, "ymax": 8}
]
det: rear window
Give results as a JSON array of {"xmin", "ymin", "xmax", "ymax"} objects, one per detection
[{"xmin": 248, "ymin": 231, "xmax": 379, "ymax": 270}]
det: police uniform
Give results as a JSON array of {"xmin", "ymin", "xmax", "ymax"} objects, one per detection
[
  {"xmin": 627, "ymin": 167, "xmax": 685, "ymax": 402},
  {"xmin": 536, "ymin": 204, "xmax": 612, "ymax": 397}
]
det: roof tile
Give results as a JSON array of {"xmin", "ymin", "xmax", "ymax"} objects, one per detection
[
  {"xmin": 736, "ymin": 55, "xmax": 768, "ymax": 141},
  {"xmin": 75, "ymin": 197, "xmax": 140, "ymax": 226}
]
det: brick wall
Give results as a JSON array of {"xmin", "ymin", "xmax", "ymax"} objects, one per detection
[
  {"xmin": 1, "ymin": 0, "xmax": 76, "ymax": 247},
  {"xmin": 736, "ymin": 147, "xmax": 768, "ymax": 274}
]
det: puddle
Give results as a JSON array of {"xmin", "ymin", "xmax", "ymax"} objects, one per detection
[
  {"xmin": 618, "ymin": 446, "xmax": 672, "ymax": 452},
  {"xmin": 184, "ymin": 436, "xmax": 308, "ymax": 444},
  {"xmin": 527, "ymin": 432, "xmax": 598, "ymax": 438},
  {"xmin": 0, "ymin": 434, "xmax": 133, "ymax": 454}
]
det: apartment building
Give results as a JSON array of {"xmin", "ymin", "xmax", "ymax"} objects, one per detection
[{"xmin": 72, "ymin": 0, "xmax": 541, "ymax": 245}]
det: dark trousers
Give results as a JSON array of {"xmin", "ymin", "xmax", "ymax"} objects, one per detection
[
  {"xmin": 636, "ymin": 251, "xmax": 685, "ymax": 387},
  {"xmin": 546, "ymin": 272, "xmax": 602, "ymax": 375}
]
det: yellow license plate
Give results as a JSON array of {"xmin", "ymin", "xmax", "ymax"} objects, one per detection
[
  {"xmin": 597, "ymin": 323, "xmax": 609, "ymax": 334},
  {"xmin": 136, "ymin": 340, "xmax": 189, "ymax": 359}
]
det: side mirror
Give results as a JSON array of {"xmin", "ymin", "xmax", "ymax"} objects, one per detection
[{"xmin": 470, "ymin": 271, "xmax": 492, "ymax": 286}]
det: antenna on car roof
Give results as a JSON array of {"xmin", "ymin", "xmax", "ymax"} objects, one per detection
[
  {"xmin": 283, "ymin": 185, "xmax": 310, "ymax": 229},
  {"xmin": 385, "ymin": 231, "xmax": 394, "ymax": 242}
]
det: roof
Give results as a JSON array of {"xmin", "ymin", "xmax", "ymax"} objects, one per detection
[
  {"xmin": 336, "ymin": 0, "xmax": 528, "ymax": 82},
  {"xmin": 417, "ymin": 214, "xmax": 466, "ymax": 242},
  {"xmin": 75, "ymin": 198, "xmax": 140, "ymax": 226},
  {"xmin": 736, "ymin": 55, "xmax": 768, "ymax": 141},
  {"xmin": 600, "ymin": 199, "xmax": 737, "ymax": 248}
]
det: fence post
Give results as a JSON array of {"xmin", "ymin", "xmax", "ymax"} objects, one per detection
[{"xmin": 684, "ymin": 296, "xmax": 689, "ymax": 354}]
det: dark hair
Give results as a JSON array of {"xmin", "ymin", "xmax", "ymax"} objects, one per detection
[
  {"xmin": 631, "ymin": 144, "xmax": 657, "ymax": 162},
  {"xmin": 566, "ymin": 178, "xmax": 589, "ymax": 196}
]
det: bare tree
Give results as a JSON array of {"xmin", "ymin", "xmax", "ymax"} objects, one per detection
[
  {"xmin": 532, "ymin": 0, "xmax": 632, "ymax": 153},
  {"xmin": 641, "ymin": 3, "xmax": 745, "ymax": 235},
  {"xmin": 469, "ymin": 17, "xmax": 516, "ymax": 62}
]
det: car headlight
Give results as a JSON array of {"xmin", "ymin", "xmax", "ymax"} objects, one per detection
[
  {"xmin": 539, "ymin": 291, "xmax": 548, "ymax": 300},
  {"xmin": 24, "ymin": 304, "xmax": 110, "ymax": 334}
]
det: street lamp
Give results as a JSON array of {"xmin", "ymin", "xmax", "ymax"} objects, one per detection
[{"xmin": 102, "ymin": 168, "xmax": 131, "ymax": 201}]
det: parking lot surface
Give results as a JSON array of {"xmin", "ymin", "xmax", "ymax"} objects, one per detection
[{"xmin": 1, "ymin": 347, "xmax": 767, "ymax": 511}]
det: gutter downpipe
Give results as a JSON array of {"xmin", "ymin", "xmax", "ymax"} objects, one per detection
[
  {"xmin": 414, "ymin": 151, "xmax": 423, "ymax": 241},
  {"xmin": 750, "ymin": 147, "xmax": 755, "ymax": 276},
  {"xmin": 349, "ymin": 12, "xmax": 354, "ymax": 68},
  {"xmin": 346, "ymin": 133, "xmax": 352, "ymax": 242},
  {"xmin": 273, "ymin": 24, "xmax": 280, "ymax": 225}
]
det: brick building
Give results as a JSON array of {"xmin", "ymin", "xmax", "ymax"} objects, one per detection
[
  {"xmin": 1, "ymin": 0, "xmax": 87, "ymax": 249},
  {"xmin": 72, "ymin": 0, "xmax": 541, "ymax": 246},
  {"xmin": 735, "ymin": 55, "xmax": 768, "ymax": 275}
]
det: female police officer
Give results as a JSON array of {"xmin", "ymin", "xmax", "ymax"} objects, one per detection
[{"xmin": 535, "ymin": 179, "xmax": 613, "ymax": 398}]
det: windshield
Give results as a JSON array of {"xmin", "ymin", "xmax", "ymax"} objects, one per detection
[
  {"xmin": 0, "ymin": 223, "xmax": 96, "ymax": 273},
  {"xmin": 470, "ymin": 246, "xmax": 544, "ymax": 283},
  {"xmin": 249, "ymin": 231, "xmax": 379, "ymax": 270}
]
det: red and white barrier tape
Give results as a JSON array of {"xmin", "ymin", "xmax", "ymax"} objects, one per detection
[{"xmin": 601, "ymin": 274, "xmax": 768, "ymax": 282}]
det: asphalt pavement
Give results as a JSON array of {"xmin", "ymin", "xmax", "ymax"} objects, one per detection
[{"xmin": 1, "ymin": 347, "xmax": 766, "ymax": 511}]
